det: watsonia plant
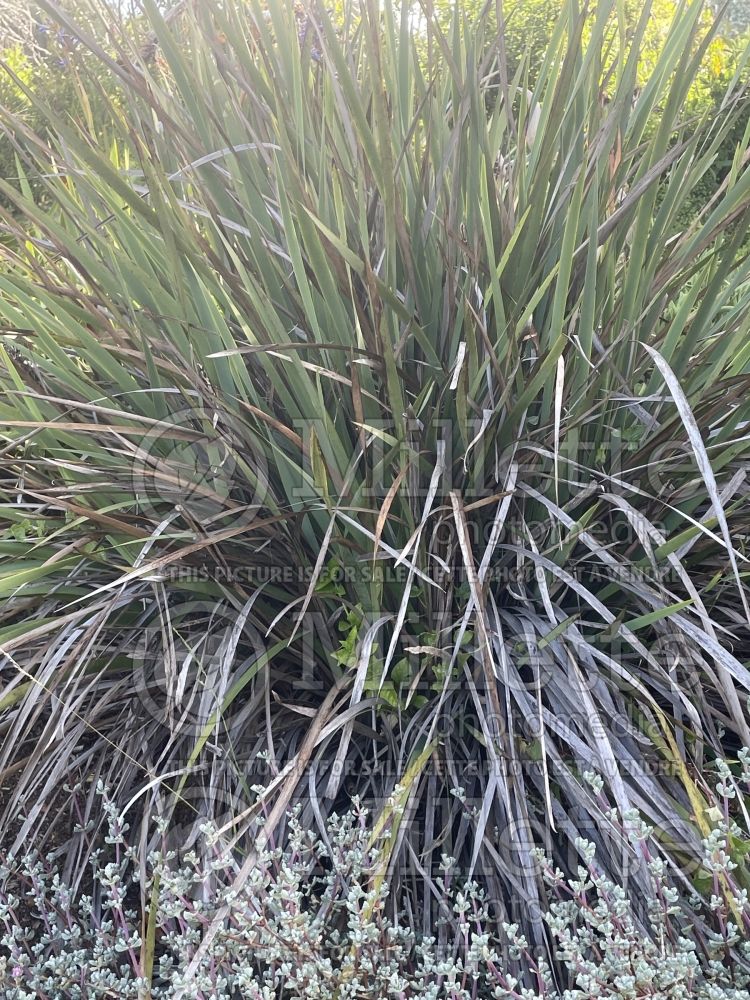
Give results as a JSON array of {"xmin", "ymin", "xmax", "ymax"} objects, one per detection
[{"xmin": 0, "ymin": 0, "xmax": 750, "ymax": 973}]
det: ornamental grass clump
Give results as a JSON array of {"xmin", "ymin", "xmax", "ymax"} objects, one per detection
[{"xmin": 1, "ymin": 0, "xmax": 750, "ymax": 976}]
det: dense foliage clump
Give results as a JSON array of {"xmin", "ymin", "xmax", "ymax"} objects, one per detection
[
  {"xmin": 2, "ymin": 783, "xmax": 750, "ymax": 999},
  {"xmin": 1, "ymin": 0, "xmax": 750, "ymax": 994}
]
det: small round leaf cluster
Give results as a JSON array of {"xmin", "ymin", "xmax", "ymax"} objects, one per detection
[{"xmin": 1, "ymin": 787, "xmax": 750, "ymax": 999}]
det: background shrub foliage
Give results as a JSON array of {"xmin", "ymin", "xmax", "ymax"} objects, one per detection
[{"xmin": 1, "ymin": 0, "xmax": 750, "ymax": 994}]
